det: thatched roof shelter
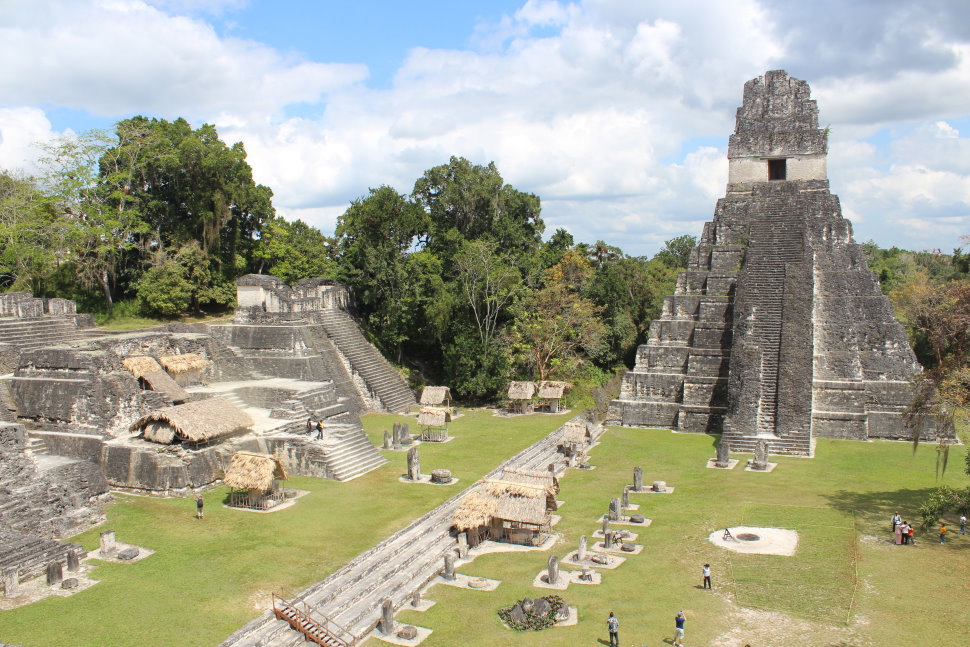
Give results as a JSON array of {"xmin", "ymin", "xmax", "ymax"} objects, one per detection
[
  {"xmin": 537, "ymin": 381, "xmax": 571, "ymax": 399},
  {"xmin": 452, "ymin": 492, "xmax": 497, "ymax": 531},
  {"xmin": 417, "ymin": 407, "xmax": 452, "ymax": 427},
  {"xmin": 122, "ymin": 356, "xmax": 189, "ymax": 403},
  {"xmin": 223, "ymin": 452, "xmax": 287, "ymax": 491},
  {"xmin": 122, "ymin": 356, "xmax": 162, "ymax": 378},
  {"xmin": 419, "ymin": 386, "xmax": 452, "ymax": 406},
  {"xmin": 507, "ymin": 381, "xmax": 537, "ymax": 400},
  {"xmin": 500, "ymin": 467, "xmax": 559, "ymax": 493},
  {"xmin": 486, "ymin": 479, "xmax": 558, "ymax": 512},
  {"xmin": 561, "ymin": 420, "xmax": 591, "ymax": 444},
  {"xmin": 130, "ymin": 398, "xmax": 253, "ymax": 444},
  {"xmin": 158, "ymin": 353, "xmax": 209, "ymax": 376}
]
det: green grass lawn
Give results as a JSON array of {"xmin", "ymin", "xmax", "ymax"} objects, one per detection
[{"xmin": 1, "ymin": 415, "xmax": 968, "ymax": 646}]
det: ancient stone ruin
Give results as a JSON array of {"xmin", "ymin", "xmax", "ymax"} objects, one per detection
[{"xmin": 608, "ymin": 70, "xmax": 931, "ymax": 455}]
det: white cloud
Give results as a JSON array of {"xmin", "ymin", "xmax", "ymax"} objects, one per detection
[
  {"xmin": 0, "ymin": 107, "xmax": 61, "ymax": 173},
  {"xmin": 0, "ymin": 0, "xmax": 367, "ymax": 120},
  {"xmin": 1, "ymin": 0, "xmax": 970, "ymax": 255}
]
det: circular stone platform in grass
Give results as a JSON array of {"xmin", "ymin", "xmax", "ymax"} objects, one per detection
[{"xmin": 709, "ymin": 526, "xmax": 798, "ymax": 556}]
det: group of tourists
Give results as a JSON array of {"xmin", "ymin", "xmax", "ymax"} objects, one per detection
[
  {"xmin": 306, "ymin": 417, "xmax": 324, "ymax": 440},
  {"xmin": 890, "ymin": 512, "xmax": 915, "ymax": 545},
  {"xmin": 892, "ymin": 512, "xmax": 968, "ymax": 545}
]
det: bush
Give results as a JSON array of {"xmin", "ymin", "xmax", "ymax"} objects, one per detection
[{"xmin": 136, "ymin": 261, "xmax": 192, "ymax": 316}]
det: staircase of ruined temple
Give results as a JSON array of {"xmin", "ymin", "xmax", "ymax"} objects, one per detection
[
  {"xmin": 724, "ymin": 188, "xmax": 813, "ymax": 456},
  {"xmin": 0, "ymin": 527, "xmax": 86, "ymax": 581},
  {"xmin": 315, "ymin": 310, "xmax": 415, "ymax": 414},
  {"xmin": 300, "ymin": 327, "xmax": 367, "ymax": 416},
  {"xmin": 0, "ymin": 316, "xmax": 94, "ymax": 352},
  {"xmin": 270, "ymin": 420, "xmax": 386, "ymax": 482}
]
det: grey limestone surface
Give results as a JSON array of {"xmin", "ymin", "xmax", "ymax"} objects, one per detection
[{"xmin": 608, "ymin": 70, "xmax": 931, "ymax": 454}]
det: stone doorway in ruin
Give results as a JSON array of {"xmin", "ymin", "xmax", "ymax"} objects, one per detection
[{"xmin": 768, "ymin": 158, "xmax": 787, "ymax": 180}]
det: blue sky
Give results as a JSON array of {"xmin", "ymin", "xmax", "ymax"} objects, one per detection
[{"xmin": 1, "ymin": 0, "xmax": 969, "ymax": 255}]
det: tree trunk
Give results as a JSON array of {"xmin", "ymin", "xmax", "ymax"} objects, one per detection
[{"xmin": 100, "ymin": 271, "xmax": 113, "ymax": 314}]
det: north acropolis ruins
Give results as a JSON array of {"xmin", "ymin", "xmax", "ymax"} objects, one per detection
[{"xmin": 608, "ymin": 70, "xmax": 930, "ymax": 455}]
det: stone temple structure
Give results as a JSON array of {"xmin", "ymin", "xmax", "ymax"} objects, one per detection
[{"xmin": 608, "ymin": 70, "xmax": 930, "ymax": 455}]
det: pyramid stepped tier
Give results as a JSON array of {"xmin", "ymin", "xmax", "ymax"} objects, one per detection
[
  {"xmin": 0, "ymin": 315, "xmax": 96, "ymax": 352},
  {"xmin": 609, "ymin": 70, "xmax": 932, "ymax": 454}
]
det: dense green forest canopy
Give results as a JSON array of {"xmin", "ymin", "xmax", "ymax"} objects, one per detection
[{"xmin": 2, "ymin": 118, "xmax": 969, "ymax": 404}]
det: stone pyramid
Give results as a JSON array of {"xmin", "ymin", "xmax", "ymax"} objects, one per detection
[{"xmin": 607, "ymin": 70, "xmax": 931, "ymax": 455}]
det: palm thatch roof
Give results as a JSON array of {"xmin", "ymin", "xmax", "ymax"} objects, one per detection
[
  {"xmin": 537, "ymin": 381, "xmax": 571, "ymax": 399},
  {"xmin": 494, "ymin": 490, "xmax": 551, "ymax": 526},
  {"xmin": 507, "ymin": 381, "xmax": 537, "ymax": 400},
  {"xmin": 122, "ymin": 356, "xmax": 189, "ymax": 403},
  {"xmin": 223, "ymin": 451, "xmax": 287, "ymax": 490},
  {"xmin": 561, "ymin": 420, "xmax": 591, "ymax": 444},
  {"xmin": 500, "ymin": 467, "xmax": 559, "ymax": 493},
  {"xmin": 158, "ymin": 353, "xmax": 210, "ymax": 375},
  {"xmin": 486, "ymin": 479, "xmax": 558, "ymax": 511},
  {"xmin": 122, "ymin": 356, "xmax": 162, "ymax": 378},
  {"xmin": 452, "ymin": 492, "xmax": 497, "ymax": 531},
  {"xmin": 417, "ymin": 407, "xmax": 451, "ymax": 427},
  {"xmin": 131, "ymin": 398, "xmax": 253, "ymax": 444},
  {"xmin": 419, "ymin": 386, "xmax": 452, "ymax": 406}
]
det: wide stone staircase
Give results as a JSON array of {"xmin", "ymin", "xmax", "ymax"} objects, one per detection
[
  {"xmin": 222, "ymin": 420, "xmax": 580, "ymax": 647},
  {"xmin": 271, "ymin": 421, "xmax": 386, "ymax": 482},
  {"xmin": 315, "ymin": 310, "xmax": 415, "ymax": 414}
]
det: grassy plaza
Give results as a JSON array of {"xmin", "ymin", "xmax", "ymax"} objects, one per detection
[{"xmin": 1, "ymin": 410, "xmax": 968, "ymax": 646}]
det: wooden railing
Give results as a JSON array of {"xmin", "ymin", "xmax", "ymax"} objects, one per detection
[{"xmin": 272, "ymin": 589, "xmax": 356, "ymax": 647}]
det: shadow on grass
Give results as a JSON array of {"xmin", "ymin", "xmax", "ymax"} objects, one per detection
[{"xmin": 822, "ymin": 487, "xmax": 937, "ymax": 521}]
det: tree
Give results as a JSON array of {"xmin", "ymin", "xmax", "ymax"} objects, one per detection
[
  {"xmin": 336, "ymin": 186, "xmax": 427, "ymax": 361},
  {"xmin": 453, "ymin": 238, "xmax": 524, "ymax": 363},
  {"xmin": 0, "ymin": 171, "xmax": 66, "ymax": 293},
  {"xmin": 38, "ymin": 130, "xmax": 150, "ymax": 313},
  {"xmin": 511, "ymin": 272, "xmax": 606, "ymax": 382},
  {"xmin": 135, "ymin": 255, "xmax": 192, "ymax": 316},
  {"xmin": 412, "ymin": 156, "xmax": 543, "ymax": 264},
  {"xmin": 654, "ymin": 234, "xmax": 697, "ymax": 268},
  {"xmin": 253, "ymin": 217, "xmax": 336, "ymax": 284}
]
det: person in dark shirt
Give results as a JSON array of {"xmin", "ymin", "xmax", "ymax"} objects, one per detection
[
  {"xmin": 606, "ymin": 611, "xmax": 619, "ymax": 647},
  {"xmin": 195, "ymin": 494, "xmax": 204, "ymax": 520},
  {"xmin": 674, "ymin": 610, "xmax": 686, "ymax": 646}
]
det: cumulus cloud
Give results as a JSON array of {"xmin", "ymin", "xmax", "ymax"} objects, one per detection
[
  {"xmin": 0, "ymin": 108, "xmax": 61, "ymax": 173},
  {"xmin": 1, "ymin": 0, "xmax": 969, "ymax": 254},
  {"xmin": 0, "ymin": 0, "xmax": 367, "ymax": 120}
]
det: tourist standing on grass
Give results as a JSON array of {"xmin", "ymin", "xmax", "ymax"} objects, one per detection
[
  {"xmin": 900, "ymin": 522, "xmax": 909, "ymax": 545},
  {"xmin": 674, "ymin": 610, "xmax": 686, "ymax": 646},
  {"xmin": 195, "ymin": 494, "xmax": 204, "ymax": 520},
  {"xmin": 940, "ymin": 522, "xmax": 946, "ymax": 544},
  {"xmin": 894, "ymin": 522, "xmax": 903, "ymax": 545},
  {"xmin": 607, "ymin": 611, "xmax": 619, "ymax": 647},
  {"xmin": 891, "ymin": 511, "xmax": 901, "ymax": 533},
  {"xmin": 702, "ymin": 563, "xmax": 712, "ymax": 589},
  {"xmin": 960, "ymin": 515, "xmax": 966, "ymax": 535},
  {"xmin": 907, "ymin": 523, "xmax": 915, "ymax": 545}
]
